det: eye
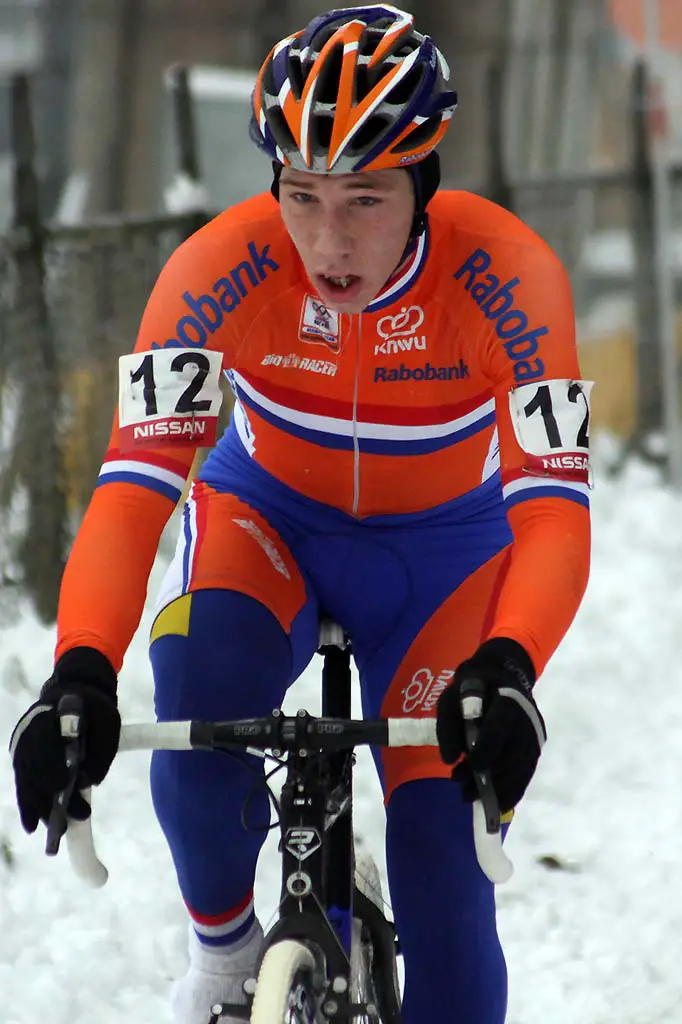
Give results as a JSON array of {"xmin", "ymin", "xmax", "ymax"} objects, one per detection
[
  {"xmin": 290, "ymin": 191, "xmax": 316, "ymax": 204},
  {"xmin": 353, "ymin": 195, "xmax": 380, "ymax": 207}
]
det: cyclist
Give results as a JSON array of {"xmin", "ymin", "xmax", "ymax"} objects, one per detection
[{"xmin": 10, "ymin": 5, "xmax": 591, "ymax": 1022}]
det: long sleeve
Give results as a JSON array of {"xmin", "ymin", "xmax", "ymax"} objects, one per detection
[
  {"xmin": 475, "ymin": 223, "xmax": 592, "ymax": 677},
  {"xmin": 54, "ymin": 220, "xmax": 239, "ymax": 669},
  {"xmin": 487, "ymin": 497, "xmax": 590, "ymax": 675}
]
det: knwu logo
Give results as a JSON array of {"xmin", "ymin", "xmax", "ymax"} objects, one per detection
[
  {"xmin": 402, "ymin": 667, "xmax": 456, "ymax": 714},
  {"xmin": 152, "ymin": 241, "xmax": 280, "ymax": 349},
  {"xmin": 454, "ymin": 248, "xmax": 547, "ymax": 382},
  {"xmin": 374, "ymin": 305, "xmax": 427, "ymax": 355}
]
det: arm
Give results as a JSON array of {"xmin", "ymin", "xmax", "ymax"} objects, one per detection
[
  {"xmin": 56, "ymin": 226, "xmax": 231, "ymax": 671},
  {"xmin": 482, "ymin": 236, "xmax": 591, "ymax": 677},
  {"xmin": 437, "ymin": 227, "xmax": 591, "ymax": 810},
  {"xmin": 488, "ymin": 499, "xmax": 589, "ymax": 677},
  {"xmin": 55, "ymin": 475, "xmax": 190, "ymax": 671},
  {"xmin": 9, "ymin": 222, "xmax": 239, "ymax": 837}
]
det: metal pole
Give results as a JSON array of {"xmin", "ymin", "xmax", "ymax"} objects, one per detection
[
  {"xmin": 168, "ymin": 65, "xmax": 202, "ymax": 184},
  {"xmin": 486, "ymin": 61, "xmax": 514, "ymax": 212},
  {"xmin": 167, "ymin": 64, "xmax": 208, "ymax": 236},
  {"xmin": 644, "ymin": 0, "xmax": 682, "ymax": 485}
]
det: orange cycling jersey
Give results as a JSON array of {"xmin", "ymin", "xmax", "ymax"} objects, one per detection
[{"xmin": 56, "ymin": 190, "xmax": 591, "ymax": 675}]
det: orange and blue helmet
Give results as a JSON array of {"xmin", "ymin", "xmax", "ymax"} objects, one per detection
[{"xmin": 250, "ymin": 4, "xmax": 457, "ymax": 173}]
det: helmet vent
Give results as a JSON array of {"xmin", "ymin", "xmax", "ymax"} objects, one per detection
[
  {"xmin": 265, "ymin": 105, "xmax": 298, "ymax": 153},
  {"xmin": 354, "ymin": 62, "xmax": 393, "ymax": 102},
  {"xmin": 388, "ymin": 63, "xmax": 425, "ymax": 105},
  {"xmin": 315, "ymin": 43, "xmax": 345, "ymax": 104},
  {"xmin": 347, "ymin": 115, "xmax": 392, "ymax": 153},
  {"xmin": 310, "ymin": 113, "xmax": 334, "ymax": 154},
  {"xmin": 310, "ymin": 22, "xmax": 343, "ymax": 53},
  {"xmin": 287, "ymin": 53, "xmax": 306, "ymax": 101},
  {"xmin": 393, "ymin": 112, "xmax": 442, "ymax": 152},
  {"xmin": 394, "ymin": 40, "xmax": 419, "ymax": 58},
  {"xmin": 359, "ymin": 25, "xmax": 386, "ymax": 58}
]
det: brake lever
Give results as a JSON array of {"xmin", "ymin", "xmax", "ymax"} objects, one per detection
[
  {"xmin": 45, "ymin": 694, "xmax": 85, "ymax": 857},
  {"xmin": 459, "ymin": 677, "xmax": 501, "ymax": 836}
]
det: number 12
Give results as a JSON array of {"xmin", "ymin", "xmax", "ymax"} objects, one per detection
[
  {"xmin": 130, "ymin": 352, "xmax": 213, "ymax": 417},
  {"xmin": 523, "ymin": 382, "xmax": 590, "ymax": 449}
]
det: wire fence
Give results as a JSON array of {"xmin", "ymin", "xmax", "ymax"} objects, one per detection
[
  {"xmin": 0, "ymin": 69, "xmax": 210, "ymax": 622},
  {"xmin": 0, "ymin": 212, "xmax": 207, "ymax": 622},
  {"xmin": 483, "ymin": 58, "xmax": 682, "ymax": 468},
  {"xmin": 0, "ymin": 53, "xmax": 681, "ymax": 623}
]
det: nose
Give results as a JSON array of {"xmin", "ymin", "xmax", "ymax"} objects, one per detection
[{"xmin": 312, "ymin": 207, "xmax": 354, "ymax": 259}]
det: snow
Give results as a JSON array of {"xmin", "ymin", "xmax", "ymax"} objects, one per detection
[
  {"xmin": 581, "ymin": 228, "xmax": 682, "ymax": 277},
  {"xmin": 164, "ymin": 173, "xmax": 211, "ymax": 216},
  {"xmin": 3, "ymin": 436, "xmax": 682, "ymax": 1023}
]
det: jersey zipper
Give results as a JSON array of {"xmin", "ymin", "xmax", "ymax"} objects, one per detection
[{"xmin": 352, "ymin": 313, "xmax": 361, "ymax": 516}]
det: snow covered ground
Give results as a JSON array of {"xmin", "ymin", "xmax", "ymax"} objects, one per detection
[{"xmin": 2, "ymin": 436, "xmax": 682, "ymax": 1024}]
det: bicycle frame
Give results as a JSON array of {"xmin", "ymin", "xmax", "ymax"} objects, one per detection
[{"xmin": 246, "ymin": 632, "xmax": 388, "ymax": 1021}]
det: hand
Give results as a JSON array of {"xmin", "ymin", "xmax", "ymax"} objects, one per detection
[
  {"xmin": 9, "ymin": 647, "xmax": 121, "ymax": 834},
  {"xmin": 436, "ymin": 638, "xmax": 546, "ymax": 814}
]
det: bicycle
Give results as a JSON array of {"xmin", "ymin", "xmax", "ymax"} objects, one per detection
[{"xmin": 47, "ymin": 620, "xmax": 513, "ymax": 1023}]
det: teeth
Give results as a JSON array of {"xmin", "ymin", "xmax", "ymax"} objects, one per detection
[{"xmin": 327, "ymin": 275, "xmax": 352, "ymax": 288}]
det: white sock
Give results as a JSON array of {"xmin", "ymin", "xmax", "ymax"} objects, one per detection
[{"xmin": 171, "ymin": 921, "xmax": 263, "ymax": 1024}]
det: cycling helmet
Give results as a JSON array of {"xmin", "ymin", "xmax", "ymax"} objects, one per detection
[{"xmin": 250, "ymin": 4, "xmax": 457, "ymax": 174}]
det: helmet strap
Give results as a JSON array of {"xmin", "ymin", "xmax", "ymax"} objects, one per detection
[
  {"xmin": 407, "ymin": 150, "xmax": 441, "ymax": 239},
  {"xmin": 271, "ymin": 161, "xmax": 283, "ymax": 200}
]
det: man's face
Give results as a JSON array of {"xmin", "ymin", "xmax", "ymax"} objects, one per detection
[{"xmin": 278, "ymin": 167, "xmax": 415, "ymax": 314}]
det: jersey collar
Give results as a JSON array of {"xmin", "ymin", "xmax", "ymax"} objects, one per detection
[{"xmin": 364, "ymin": 224, "xmax": 430, "ymax": 314}]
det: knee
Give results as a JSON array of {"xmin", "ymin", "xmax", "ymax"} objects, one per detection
[
  {"xmin": 386, "ymin": 779, "xmax": 492, "ymax": 909},
  {"xmin": 150, "ymin": 589, "xmax": 294, "ymax": 720},
  {"xmin": 386, "ymin": 780, "xmax": 507, "ymax": 1022}
]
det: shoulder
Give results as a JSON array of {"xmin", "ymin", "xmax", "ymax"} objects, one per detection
[
  {"xmin": 136, "ymin": 193, "xmax": 300, "ymax": 350},
  {"xmin": 209, "ymin": 191, "xmax": 284, "ymax": 233},
  {"xmin": 429, "ymin": 190, "xmax": 567, "ymax": 277},
  {"xmin": 165, "ymin": 192, "xmax": 294, "ymax": 279},
  {"xmin": 424, "ymin": 191, "xmax": 576, "ymax": 385}
]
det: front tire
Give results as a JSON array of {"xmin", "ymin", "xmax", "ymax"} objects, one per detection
[
  {"xmin": 351, "ymin": 917, "xmax": 382, "ymax": 1022},
  {"xmin": 250, "ymin": 939, "xmax": 319, "ymax": 1023},
  {"xmin": 353, "ymin": 853, "xmax": 401, "ymax": 1023}
]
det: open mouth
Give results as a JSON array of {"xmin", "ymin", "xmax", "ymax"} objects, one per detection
[
  {"xmin": 325, "ymin": 274, "xmax": 356, "ymax": 288},
  {"xmin": 316, "ymin": 273, "xmax": 362, "ymax": 300}
]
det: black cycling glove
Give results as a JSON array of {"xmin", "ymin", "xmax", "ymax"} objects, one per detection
[
  {"xmin": 436, "ymin": 637, "xmax": 546, "ymax": 814},
  {"xmin": 9, "ymin": 646, "xmax": 120, "ymax": 833}
]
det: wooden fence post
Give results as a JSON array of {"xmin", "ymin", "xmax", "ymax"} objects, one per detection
[
  {"xmin": 630, "ymin": 58, "xmax": 664, "ymax": 441},
  {"xmin": 486, "ymin": 60, "xmax": 514, "ymax": 213},
  {"xmin": 7, "ymin": 72, "xmax": 66, "ymax": 623},
  {"xmin": 167, "ymin": 63, "xmax": 209, "ymax": 237}
]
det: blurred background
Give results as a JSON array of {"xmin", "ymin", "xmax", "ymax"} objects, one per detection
[{"xmin": 0, "ymin": 0, "xmax": 681, "ymax": 621}]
